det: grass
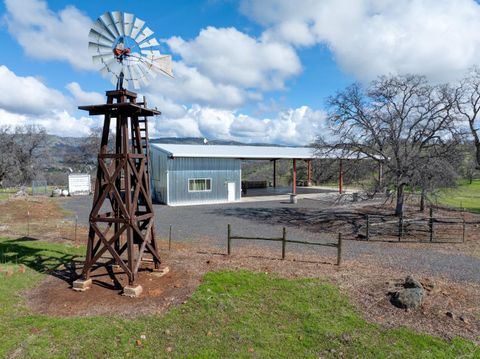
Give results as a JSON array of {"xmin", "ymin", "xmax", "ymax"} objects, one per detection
[
  {"xmin": 0, "ymin": 237, "xmax": 478, "ymax": 358},
  {"xmin": 436, "ymin": 180, "xmax": 480, "ymax": 212}
]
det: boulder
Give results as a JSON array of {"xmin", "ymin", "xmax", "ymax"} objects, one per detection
[
  {"xmin": 404, "ymin": 275, "xmax": 423, "ymax": 289},
  {"xmin": 391, "ymin": 287, "xmax": 424, "ymax": 309},
  {"xmin": 390, "ymin": 275, "xmax": 425, "ymax": 309}
]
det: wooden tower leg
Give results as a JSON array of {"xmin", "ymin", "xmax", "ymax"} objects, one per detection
[{"xmin": 74, "ymin": 89, "xmax": 162, "ymax": 295}]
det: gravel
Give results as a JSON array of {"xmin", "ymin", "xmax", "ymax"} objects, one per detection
[{"xmin": 61, "ymin": 195, "xmax": 480, "ymax": 284}]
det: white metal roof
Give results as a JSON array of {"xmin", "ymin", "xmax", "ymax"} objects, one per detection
[{"xmin": 151, "ymin": 143, "xmax": 355, "ymax": 160}]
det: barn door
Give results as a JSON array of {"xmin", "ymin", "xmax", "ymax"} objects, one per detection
[{"xmin": 227, "ymin": 182, "xmax": 236, "ymax": 202}]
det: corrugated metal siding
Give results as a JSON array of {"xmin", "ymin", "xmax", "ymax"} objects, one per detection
[
  {"xmin": 168, "ymin": 157, "xmax": 241, "ymax": 205},
  {"xmin": 150, "ymin": 148, "xmax": 169, "ymax": 204}
]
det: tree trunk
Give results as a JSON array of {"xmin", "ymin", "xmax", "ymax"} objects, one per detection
[
  {"xmin": 395, "ymin": 184, "xmax": 405, "ymax": 216},
  {"xmin": 419, "ymin": 188, "xmax": 425, "ymax": 212}
]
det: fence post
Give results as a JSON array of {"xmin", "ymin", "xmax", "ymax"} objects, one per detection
[
  {"xmin": 227, "ymin": 224, "xmax": 231, "ymax": 255},
  {"xmin": 168, "ymin": 224, "xmax": 172, "ymax": 251},
  {"xmin": 398, "ymin": 215, "xmax": 403, "ymax": 241},
  {"xmin": 366, "ymin": 215, "xmax": 370, "ymax": 241},
  {"xmin": 462, "ymin": 218, "xmax": 466, "ymax": 243},
  {"xmin": 282, "ymin": 227, "xmax": 286, "ymax": 259},
  {"xmin": 337, "ymin": 233, "xmax": 343, "ymax": 266},
  {"xmin": 74, "ymin": 215, "xmax": 78, "ymax": 241},
  {"xmin": 27, "ymin": 210, "xmax": 30, "ymax": 237},
  {"xmin": 429, "ymin": 207, "xmax": 433, "ymax": 242}
]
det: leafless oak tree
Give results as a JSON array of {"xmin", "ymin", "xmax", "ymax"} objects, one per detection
[
  {"xmin": 318, "ymin": 74, "xmax": 463, "ymax": 216},
  {"xmin": 455, "ymin": 67, "xmax": 480, "ymax": 169}
]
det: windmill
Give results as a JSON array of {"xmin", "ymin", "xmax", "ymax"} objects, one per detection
[{"xmin": 73, "ymin": 11, "xmax": 173, "ymax": 296}]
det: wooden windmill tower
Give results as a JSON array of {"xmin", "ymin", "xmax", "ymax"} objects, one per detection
[{"xmin": 73, "ymin": 11, "xmax": 173, "ymax": 296}]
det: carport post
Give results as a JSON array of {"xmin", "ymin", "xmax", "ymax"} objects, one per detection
[
  {"xmin": 339, "ymin": 159, "xmax": 343, "ymax": 194},
  {"xmin": 273, "ymin": 159, "xmax": 277, "ymax": 188},
  {"xmin": 292, "ymin": 159, "xmax": 297, "ymax": 194},
  {"xmin": 307, "ymin": 160, "xmax": 312, "ymax": 186}
]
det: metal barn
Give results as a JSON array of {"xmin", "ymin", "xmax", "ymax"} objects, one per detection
[{"xmin": 149, "ymin": 144, "xmax": 317, "ymax": 206}]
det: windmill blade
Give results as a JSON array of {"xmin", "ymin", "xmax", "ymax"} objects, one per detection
[
  {"xmin": 88, "ymin": 32, "xmax": 114, "ymax": 48},
  {"xmin": 110, "ymin": 73, "xmax": 119, "ymax": 87},
  {"xmin": 92, "ymin": 19, "xmax": 116, "ymax": 42},
  {"xmin": 139, "ymin": 38, "xmax": 159, "ymax": 49},
  {"xmin": 89, "ymin": 28, "xmax": 115, "ymax": 46},
  {"xmin": 123, "ymin": 13, "xmax": 135, "ymax": 37},
  {"xmin": 141, "ymin": 50, "xmax": 161, "ymax": 57},
  {"xmin": 130, "ymin": 17, "xmax": 145, "ymax": 40},
  {"xmin": 111, "ymin": 11, "xmax": 124, "ymax": 37},
  {"xmin": 128, "ymin": 65, "xmax": 144, "ymax": 89},
  {"xmin": 135, "ymin": 27, "xmax": 154, "ymax": 44},
  {"xmin": 92, "ymin": 53, "xmax": 115, "ymax": 65},
  {"xmin": 101, "ymin": 12, "xmax": 120, "ymax": 38},
  {"xmin": 88, "ymin": 42, "xmax": 113, "ymax": 54}
]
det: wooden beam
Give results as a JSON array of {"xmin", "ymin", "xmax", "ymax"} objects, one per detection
[
  {"xmin": 307, "ymin": 160, "xmax": 312, "ymax": 186},
  {"xmin": 273, "ymin": 159, "xmax": 277, "ymax": 188}
]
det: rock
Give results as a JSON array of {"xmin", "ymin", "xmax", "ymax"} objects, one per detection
[
  {"xmin": 140, "ymin": 334, "xmax": 146, "ymax": 340},
  {"xmin": 166, "ymin": 347, "xmax": 172, "ymax": 353},
  {"xmin": 391, "ymin": 287, "xmax": 424, "ymax": 309},
  {"xmin": 446, "ymin": 311, "xmax": 455, "ymax": 319},
  {"xmin": 404, "ymin": 275, "xmax": 423, "ymax": 289},
  {"xmin": 460, "ymin": 315, "xmax": 469, "ymax": 323}
]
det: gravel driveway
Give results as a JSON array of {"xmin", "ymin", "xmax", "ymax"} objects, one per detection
[{"xmin": 61, "ymin": 196, "xmax": 480, "ymax": 284}]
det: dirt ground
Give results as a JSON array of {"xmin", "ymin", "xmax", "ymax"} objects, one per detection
[
  {"xmin": 25, "ymin": 241, "xmax": 480, "ymax": 344},
  {"xmin": 3, "ymin": 197, "xmax": 478, "ymax": 343}
]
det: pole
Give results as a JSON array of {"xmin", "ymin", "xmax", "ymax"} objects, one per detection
[
  {"xmin": 462, "ymin": 218, "xmax": 466, "ymax": 243},
  {"xmin": 429, "ymin": 207, "xmax": 433, "ymax": 242},
  {"xmin": 337, "ymin": 233, "xmax": 343, "ymax": 266},
  {"xmin": 339, "ymin": 160, "xmax": 343, "ymax": 194},
  {"xmin": 366, "ymin": 215, "xmax": 370, "ymax": 241},
  {"xmin": 398, "ymin": 215, "xmax": 403, "ymax": 241},
  {"xmin": 227, "ymin": 224, "xmax": 231, "ymax": 255},
  {"xmin": 273, "ymin": 159, "xmax": 277, "ymax": 188},
  {"xmin": 282, "ymin": 227, "xmax": 286, "ymax": 259},
  {"xmin": 74, "ymin": 215, "xmax": 78, "ymax": 242},
  {"xmin": 292, "ymin": 159, "xmax": 297, "ymax": 195},
  {"xmin": 168, "ymin": 224, "xmax": 172, "ymax": 251},
  {"xmin": 27, "ymin": 210, "xmax": 30, "ymax": 237},
  {"xmin": 307, "ymin": 160, "xmax": 312, "ymax": 186}
]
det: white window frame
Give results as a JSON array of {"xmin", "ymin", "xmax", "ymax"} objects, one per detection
[{"xmin": 188, "ymin": 178, "xmax": 212, "ymax": 192}]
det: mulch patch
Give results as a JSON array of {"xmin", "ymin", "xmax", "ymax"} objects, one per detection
[{"xmin": 23, "ymin": 243, "xmax": 480, "ymax": 344}]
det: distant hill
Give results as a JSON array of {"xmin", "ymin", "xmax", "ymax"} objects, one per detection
[{"xmin": 150, "ymin": 137, "xmax": 286, "ymax": 147}]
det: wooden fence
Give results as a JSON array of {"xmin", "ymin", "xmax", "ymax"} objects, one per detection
[
  {"xmin": 361, "ymin": 208, "xmax": 467, "ymax": 243},
  {"xmin": 227, "ymin": 224, "xmax": 343, "ymax": 265}
]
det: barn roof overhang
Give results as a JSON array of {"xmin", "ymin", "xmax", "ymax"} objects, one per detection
[{"xmin": 150, "ymin": 143, "xmax": 363, "ymax": 160}]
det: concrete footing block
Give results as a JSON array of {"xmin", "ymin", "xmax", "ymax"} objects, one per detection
[
  {"xmin": 152, "ymin": 266, "xmax": 170, "ymax": 278},
  {"xmin": 72, "ymin": 278, "xmax": 92, "ymax": 292},
  {"xmin": 123, "ymin": 285, "xmax": 143, "ymax": 297}
]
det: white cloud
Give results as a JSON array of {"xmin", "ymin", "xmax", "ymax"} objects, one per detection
[
  {"xmin": 4, "ymin": 0, "xmax": 95, "ymax": 70},
  {"xmin": 0, "ymin": 66, "xmax": 103, "ymax": 136},
  {"xmin": 0, "ymin": 108, "xmax": 97, "ymax": 137},
  {"xmin": 150, "ymin": 105, "xmax": 326, "ymax": 145},
  {"xmin": 66, "ymin": 82, "xmax": 104, "ymax": 105},
  {"xmin": 146, "ymin": 61, "xmax": 247, "ymax": 109},
  {"xmin": 241, "ymin": 0, "xmax": 480, "ymax": 82},
  {"xmin": 0, "ymin": 65, "xmax": 72, "ymax": 115},
  {"xmin": 167, "ymin": 26, "xmax": 302, "ymax": 91}
]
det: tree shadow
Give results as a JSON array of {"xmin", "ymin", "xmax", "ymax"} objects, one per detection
[{"xmin": 0, "ymin": 237, "xmax": 80, "ymax": 284}]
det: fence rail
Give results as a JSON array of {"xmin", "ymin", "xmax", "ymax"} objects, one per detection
[
  {"xmin": 227, "ymin": 224, "xmax": 343, "ymax": 265},
  {"xmin": 361, "ymin": 207, "xmax": 467, "ymax": 243}
]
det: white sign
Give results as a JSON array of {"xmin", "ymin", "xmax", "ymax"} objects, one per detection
[{"xmin": 68, "ymin": 174, "xmax": 91, "ymax": 195}]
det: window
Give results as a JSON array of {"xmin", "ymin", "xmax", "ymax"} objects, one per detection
[{"xmin": 188, "ymin": 178, "xmax": 212, "ymax": 192}]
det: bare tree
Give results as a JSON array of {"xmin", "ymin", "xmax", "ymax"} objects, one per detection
[
  {"xmin": 0, "ymin": 126, "xmax": 16, "ymax": 187},
  {"xmin": 318, "ymin": 74, "xmax": 463, "ymax": 216},
  {"xmin": 12, "ymin": 125, "xmax": 48, "ymax": 185},
  {"xmin": 69, "ymin": 126, "xmax": 115, "ymax": 172},
  {"xmin": 455, "ymin": 67, "xmax": 480, "ymax": 168}
]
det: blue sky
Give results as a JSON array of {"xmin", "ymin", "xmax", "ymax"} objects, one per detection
[{"xmin": 0, "ymin": 0, "xmax": 479, "ymax": 144}]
